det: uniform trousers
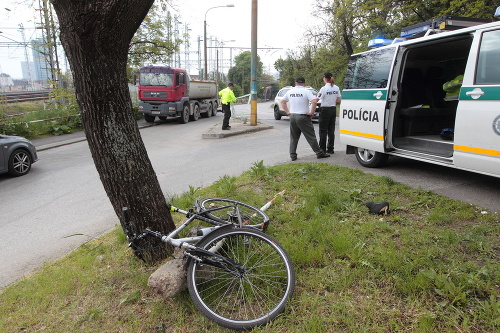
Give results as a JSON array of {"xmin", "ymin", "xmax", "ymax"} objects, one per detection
[
  {"xmin": 221, "ymin": 103, "xmax": 232, "ymax": 128},
  {"xmin": 318, "ymin": 106, "xmax": 336, "ymax": 152},
  {"xmin": 289, "ymin": 113, "xmax": 323, "ymax": 158}
]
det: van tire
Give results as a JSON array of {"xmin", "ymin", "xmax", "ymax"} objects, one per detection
[{"xmin": 355, "ymin": 148, "xmax": 388, "ymax": 168}]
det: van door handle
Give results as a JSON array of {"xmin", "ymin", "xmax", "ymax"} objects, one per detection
[{"xmin": 465, "ymin": 88, "xmax": 485, "ymax": 100}]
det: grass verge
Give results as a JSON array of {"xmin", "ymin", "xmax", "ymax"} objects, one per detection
[{"xmin": 0, "ymin": 162, "xmax": 498, "ymax": 332}]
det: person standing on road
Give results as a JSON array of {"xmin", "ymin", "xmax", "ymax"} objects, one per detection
[
  {"xmin": 280, "ymin": 77, "xmax": 330, "ymax": 161},
  {"xmin": 219, "ymin": 83, "xmax": 237, "ymax": 130},
  {"xmin": 317, "ymin": 72, "xmax": 342, "ymax": 154}
]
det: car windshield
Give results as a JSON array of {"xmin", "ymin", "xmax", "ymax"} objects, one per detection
[{"xmin": 140, "ymin": 73, "xmax": 174, "ymax": 87}]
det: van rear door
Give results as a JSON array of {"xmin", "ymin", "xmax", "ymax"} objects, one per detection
[
  {"xmin": 339, "ymin": 47, "xmax": 397, "ymax": 154},
  {"xmin": 454, "ymin": 28, "xmax": 500, "ymax": 177}
]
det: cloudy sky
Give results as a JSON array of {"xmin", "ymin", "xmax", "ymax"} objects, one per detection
[{"xmin": 0, "ymin": 0, "xmax": 317, "ymax": 79}]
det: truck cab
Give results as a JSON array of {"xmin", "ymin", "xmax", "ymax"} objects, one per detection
[
  {"xmin": 137, "ymin": 66, "xmax": 219, "ymax": 124},
  {"xmin": 339, "ymin": 15, "xmax": 500, "ymax": 178}
]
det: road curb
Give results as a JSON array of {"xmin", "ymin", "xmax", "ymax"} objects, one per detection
[{"xmin": 202, "ymin": 119, "xmax": 273, "ymax": 139}]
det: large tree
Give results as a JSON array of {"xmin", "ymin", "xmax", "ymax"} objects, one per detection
[
  {"xmin": 50, "ymin": 0, "xmax": 175, "ymax": 261},
  {"xmin": 228, "ymin": 51, "xmax": 263, "ymax": 95}
]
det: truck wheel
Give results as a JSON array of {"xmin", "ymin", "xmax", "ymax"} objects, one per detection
[
  {"xmin": 212, "ymin": 102, "xmax": 218, "ymax": 116},
  {"xmin": 204, "ymin": 103, "xmax": 213, "ymax": 118},
  {"xmin": 179, "ymin": 104, "xmax": 190, "ymax": 124},
  {"xmin": 354, "ymin": 148, "xmax": 388, "ymax": 168},
  {"xmin": 190, "ymin": 104, "xmax": 200, "ymax": 121},
  {"xmin": 274, "ymin": 105, "xmax": 282, "ymax": 120},
  {"xmin": 144, "ymin": 114, "xmax": 155, "ymax": 123}
]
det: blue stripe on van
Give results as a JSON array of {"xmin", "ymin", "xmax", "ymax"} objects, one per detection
[{"xmin": 342, "ymin": 90, "xmax": 388, "ymax": 100}]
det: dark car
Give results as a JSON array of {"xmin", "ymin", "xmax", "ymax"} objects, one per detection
[{"xmin": 0, "ymin": 135, "xmax": 38, "ymax": 176}]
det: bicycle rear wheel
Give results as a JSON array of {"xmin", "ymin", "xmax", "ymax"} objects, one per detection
[
  {"xmin": 198, "ymin": 197, "xmax": 270, "ymax": 231},
  {"xmin": 186, "ymin": 227, "xmax": 295, "ymax": 330}
]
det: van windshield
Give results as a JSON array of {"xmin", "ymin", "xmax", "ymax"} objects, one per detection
[
  {"xmin": 139, "ymin": 73, "xmax": 174, "ymax": 87},
  {"xmin": 344, "ymin": 47, "xmax": 396, "ymax": 89}
]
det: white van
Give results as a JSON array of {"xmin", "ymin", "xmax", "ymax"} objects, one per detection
[{"xmin": 339, "ymin": 14, "xmax": 500, "ymax": 178}]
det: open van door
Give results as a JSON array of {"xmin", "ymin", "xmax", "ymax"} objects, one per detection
[
  {"xmin": 454, "ymin": 28, "xmax": 500, "ymax": 177},
  {"xmin": 339, "ymin": 47, "xmax": 397, "ymax": 167}
]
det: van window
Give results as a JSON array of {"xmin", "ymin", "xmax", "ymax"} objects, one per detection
[
  {"xmin": 344, "ymin": 47, "xmax": 396, "ymax": 89},
  {"xmin": 476, "ymin": 30, "xmax": 500, "ymax": 85}
]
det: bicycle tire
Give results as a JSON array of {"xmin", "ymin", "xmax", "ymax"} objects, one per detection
[
  {"xmin": 186, "ymin": 226, "xmax": 295, "ymax": 330},
  {"xmin": 198, "ymin": 197, "xmax": 270, "ymax": 231}
]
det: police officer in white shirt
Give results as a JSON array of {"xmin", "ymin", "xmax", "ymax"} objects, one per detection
[
  {"xmin": 317, "ymin": 72, "xmax": 342, "ymax": 154},
  {"xmin": 280, "ymin": 77, "xmax": 330, "ymax": 161}
]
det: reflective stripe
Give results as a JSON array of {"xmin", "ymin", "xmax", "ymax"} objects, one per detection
[
  {"xmin": 340, "ymin": 129, "xmax": 384, "ymax": 140},
  {"xmin": 454, "ymin": 145, "xmax": 500, "ymax": 157}
]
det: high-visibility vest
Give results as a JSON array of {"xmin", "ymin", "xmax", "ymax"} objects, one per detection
[
  {"xmin": 443, "ymin": 75, "xmax": 464, "ymax": 100},
  {"xmin": 219, "ymin": 87, "xmax": 237, "ymax": 105}
]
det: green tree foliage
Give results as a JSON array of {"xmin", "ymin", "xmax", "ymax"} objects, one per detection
[
  {"xmin": 227, "ymin": 51, "xmax": 263, "ymax": 95},
  {"xmin": 128, "ymin": 3, "xmax": 183, "ymax": 70}
]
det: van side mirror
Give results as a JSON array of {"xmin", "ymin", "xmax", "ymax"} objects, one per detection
[
  {"xmin": 133, "ymin": 75, "xmax": 137, "ymax": 85},
  {"xmin": 495, "ymin": 6, "xmax": 500, "ymax": 18}
]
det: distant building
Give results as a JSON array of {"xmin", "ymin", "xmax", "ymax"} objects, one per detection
[
  {"xmin": 21, "ymin": 61, "xmax": 35, "ymax": 82},
  {"xmin": 0, "ymin": 73, "xmax": 14, "ymax": 91},
  {"xmin": 31, "ymin": 38, "xmax": 53, "ymax": 83}
]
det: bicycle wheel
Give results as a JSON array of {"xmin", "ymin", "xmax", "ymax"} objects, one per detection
[
  {"xmin": 186, "ymin": 226, "xmax": 295, "ymax": 330},
  {"xmin": 198, "ymin": 197, "xmax": 270, "ymax": 231}
]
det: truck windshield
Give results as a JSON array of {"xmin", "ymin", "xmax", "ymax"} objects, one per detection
[
  {"xmin": 344, "ymin": 47, "xmax": 396, "ymax": 89},
  {"xmin": 140, "ymin": 73, "xmax": 174, "ymax": 87}
]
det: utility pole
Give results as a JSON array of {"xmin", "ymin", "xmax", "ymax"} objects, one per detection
[
  {"xmin": 40, "ymin": 0, "xmax": 56, "ymax": 85},
  {"xmin": 250, "ymin": 0, "xmax": 258, "ymax": 125}
]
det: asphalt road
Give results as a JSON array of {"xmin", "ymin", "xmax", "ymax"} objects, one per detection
[{"xmin": 1, "ymin": 101, "xmax": 498, "ymax": 289}]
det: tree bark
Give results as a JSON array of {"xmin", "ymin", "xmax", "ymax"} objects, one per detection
[{"xmin": 50, "ymin": 0, "xmax": 175, "ymax": 261}]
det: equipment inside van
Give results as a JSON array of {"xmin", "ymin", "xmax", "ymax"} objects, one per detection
[{"xmin": 339, "ymin": 12, "xmax": 500, "ymax": 178}]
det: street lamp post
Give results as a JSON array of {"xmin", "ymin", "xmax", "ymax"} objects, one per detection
[{"xmin": 204, "ymin": 4, "xmax": 234, "ymax": 80}]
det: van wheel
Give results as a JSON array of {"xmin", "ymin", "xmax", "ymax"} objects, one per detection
[
  {"xmin": 355, "ymin": 148, "xmax": 388, "ymax": 168},
  {"xmin": 190, "ymin": 104, "xmax": 200, "ymax": 121},
  {"xmin": 179, "ymin": 104, "xmax": 190, "ymax": 124},
  {"xmin": 274, "ymin": 105, "xmax": 282, "ymax": 120},
  {"xmin": 144, "ymin": 114, "xmax": 155, "ymax": 123}
]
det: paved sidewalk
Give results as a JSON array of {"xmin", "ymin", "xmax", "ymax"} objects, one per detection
[{"xmin": 202, "ymin": 117, "xmax": 273, "ymax": 139}]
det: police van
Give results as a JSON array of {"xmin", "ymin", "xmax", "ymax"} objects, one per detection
[{"xmin": 339, "ymin": 9, "xmax": 500, "ymax": 178}]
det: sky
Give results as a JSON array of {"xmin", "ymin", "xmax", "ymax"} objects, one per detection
[{"xmin": 0, "ymin": 0, "xmax": 317, "ymax": 79}]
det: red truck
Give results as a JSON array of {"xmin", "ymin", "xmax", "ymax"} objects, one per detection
[{"xmin": 137, "ymin": 66, "xmax": 219, "ymax": 123}]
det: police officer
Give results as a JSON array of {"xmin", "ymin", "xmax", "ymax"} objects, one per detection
[
  {"xmin": 280, "ymin": 77, "xmax": 330, "ymax": 161},
  {"xmin": 219, "ymin": 83, "xmax": 237, "ymax": 130},
  {"xmin": 317, "ymin": 72, "xmax": 342, "ymax": 154}
]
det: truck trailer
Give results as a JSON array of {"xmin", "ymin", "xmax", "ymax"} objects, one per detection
[{"xmin": 138, "ymin": 66, "xmax": 219, "ymax": 124}]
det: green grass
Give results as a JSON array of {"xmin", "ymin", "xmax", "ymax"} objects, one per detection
[{"xmin": 0, "ymin": 162, "xmax": 498, "ymax": 332}]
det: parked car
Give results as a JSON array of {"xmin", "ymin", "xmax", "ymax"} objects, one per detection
[
  {"xmin": 273, "ymin": 86, "xmax": 321, "ymax": 120},
  {"xmin": 0, "ymin": 135, "xmax": 38, "ymax": 176}
]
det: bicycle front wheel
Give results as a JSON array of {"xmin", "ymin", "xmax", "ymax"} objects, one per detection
[
  {"xmin": 198, "ymin": 197, "xmax": 270, "ymax": 231},
  {"xmin": 186, "ymin": 227, "xmax": 295, "ymax": 330}
]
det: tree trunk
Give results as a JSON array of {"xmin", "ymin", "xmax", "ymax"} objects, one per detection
[{"xmin": 50, "ymin": 0, "xmax": 176, "ymax": 262}]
